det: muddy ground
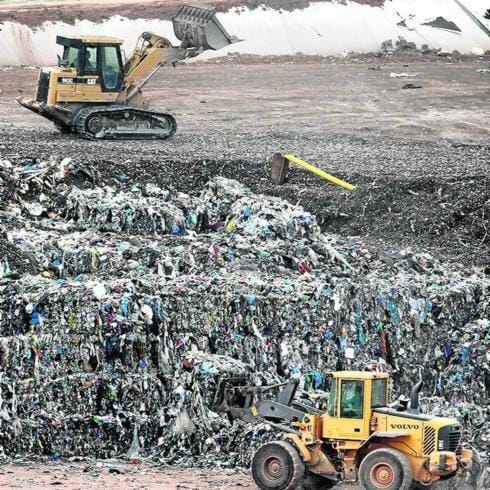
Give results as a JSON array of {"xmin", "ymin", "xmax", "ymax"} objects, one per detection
[{"xmin": 1, "ymin": 55, "xmax": 489, "ymax": 270}]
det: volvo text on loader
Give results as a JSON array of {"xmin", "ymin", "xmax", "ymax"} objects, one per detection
[
  {"xmin": 216, "ymin": 370, "xmax": 473, "ymax": 489},
  {"xmin": 17, "ymin": 5, "xmax": 238, "ymax": 140}
]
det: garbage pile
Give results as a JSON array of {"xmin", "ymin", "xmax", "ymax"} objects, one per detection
[
  {"xmin": 381, "ymin": 36, "xmax": 443, "ymax": 56},
  {"xmin": 0, "ymin": 157, "xmax": 488, "ymax": 465}
]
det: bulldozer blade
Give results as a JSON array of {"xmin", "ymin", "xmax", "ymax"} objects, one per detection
[
  {"xmin": 16, "ymin": 97, "xmax": 44, "ymax": 115},
  {"xmin": 172, "ymin": 4, "xmax": 240, "ymax": 51},
  {"xmin": 16, "ymin": 97, "xmax": 73, "ymax": 127}
]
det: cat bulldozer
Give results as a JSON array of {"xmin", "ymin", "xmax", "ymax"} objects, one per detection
[
  {"xmin": 17, "ymin": 4, "xmax": 238, "ymax": 140},
  {"xmin": 216, "ymin": 371, "xmax": 474, "ymax": 489}
]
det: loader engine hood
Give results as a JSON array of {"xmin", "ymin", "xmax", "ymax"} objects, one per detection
[{"xmin": 374, "ymin": 407, "xmax": 463, "ymax": 455}]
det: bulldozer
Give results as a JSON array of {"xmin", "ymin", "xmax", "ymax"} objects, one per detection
[
  {"xmin": 17, "ymin": 5, "xmax": 238, "ymax": 140},
  {"xmin": 215, "ymin": 370, "xmax": 474, "ymax": 489}
]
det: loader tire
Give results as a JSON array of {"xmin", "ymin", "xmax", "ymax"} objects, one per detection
[
  {"xmin": 359, "ymin": 447, "xmax": 413, "ymax": 490},
  {"xmin": 252, "ymin": 440, "xmax": 305, "ymax": 490}
]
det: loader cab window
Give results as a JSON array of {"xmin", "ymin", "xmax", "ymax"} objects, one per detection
[
  {"xmin": 371, "ymin": 378, "xmax": 388, "ymax": 408},
  {"xmin": 100, "ymin": 45, "xmax": 122, "ymax": 91},
  {"xmin": 327, "ymin": 379, "xmax": 337, "ymax": 417},
  {"xmin": 83, "ymin": 46, "xmax": 98, "ymax": 73},
  {"xmin": 340, "ymin": 380, "xmax": 363, "ymax": 419},
  {"xmin": 63, "ymin": 46, "xmax": 80, "ymax": 69}
]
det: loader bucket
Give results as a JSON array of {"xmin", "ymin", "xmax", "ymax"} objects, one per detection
[
  {"xmin": 213, "ymin": 377, "xmax": 262, "ymax": 424},
  {"xmin": 213, "ymin": 377, "xmax": 253, "ymax": 413},
  {"xmin": 172, "ymin": 4, "xmax": 240, "ymax": 51}
]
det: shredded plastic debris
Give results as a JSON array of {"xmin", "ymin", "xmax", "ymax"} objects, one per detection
[{"xmin": 0, "ymin": 157, "xmax": 488, "ymax": 467}]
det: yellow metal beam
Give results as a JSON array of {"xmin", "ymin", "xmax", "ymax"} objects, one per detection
[{"xmin": 284, "ymin": 154, "xmax": 357, "ymax": 191}]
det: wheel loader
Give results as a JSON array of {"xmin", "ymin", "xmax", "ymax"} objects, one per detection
[
  {"xmin": 215, "ymin": 370, "xmax": 474, "ymax": 489},
  {"xmin": 16, "ymin": 4, "xmax": 238, "ymax": 140}
]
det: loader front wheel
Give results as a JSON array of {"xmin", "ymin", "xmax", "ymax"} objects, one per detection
[
  {"xmin": 252, "ymin": 440, "xmax": 304, "ymax": 490},
  {"xmin": 359, "ymin": 447, "xmax": 413, "ymax": 490}
]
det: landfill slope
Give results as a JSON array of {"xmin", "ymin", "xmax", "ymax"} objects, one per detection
[
  {"xmin": 1, "ymin": 0, "xmax": 490, "ymax": 65},
  {"xmin": 1, "ymin": 58, "xmax": 489, "ymax": 266}
]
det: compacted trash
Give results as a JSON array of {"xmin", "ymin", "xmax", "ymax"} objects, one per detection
[{"xmin": 0, "ymin": 157, "xmax": 488, "ymax": 467}]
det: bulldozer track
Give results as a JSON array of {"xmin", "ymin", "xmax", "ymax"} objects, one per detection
[{"xmin": 74, "ymin": 105, "xmax": 177, "ymax": 140}]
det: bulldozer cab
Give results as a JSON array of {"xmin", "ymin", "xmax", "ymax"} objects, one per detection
[
  {"xmin": 324, "ymin": 371, "xmax": 390, "ymax": 440},
  {"xmin": 57, "ymin": 36, "xmax": 125, "ymax": 93}
]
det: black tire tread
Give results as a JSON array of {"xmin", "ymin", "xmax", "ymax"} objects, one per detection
[
  {"xmin": 358, "ymin": 447, "xmax": 413, "ymax": 490},
  {"xmin": 252, "ymin": 440, "xmax": 305, "ymax": 490}
]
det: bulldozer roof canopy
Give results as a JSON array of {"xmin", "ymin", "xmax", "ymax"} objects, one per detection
[
  {"xmin": 56, "ymin": 35, "xmax": 124, "ymax": 47},
  {"xmin": 333, "ymin": 371, "xmax": 390, "ymax": 380}
]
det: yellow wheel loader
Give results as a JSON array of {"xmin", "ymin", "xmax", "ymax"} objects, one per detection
[
  {"xmin": 17, "ymin": 5, "xmax": 238, "ymax": 140},
  {"xmin": 216, "ymin": 371, "xmax": 474, "ymax": 489}
]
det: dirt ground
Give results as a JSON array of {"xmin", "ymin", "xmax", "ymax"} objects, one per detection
[
  {"xmin": 0, "ymin": 461, "xmax": 255, "ymax": 489},
  {"xmin": 0, "ymin": 461, "xmax": 481, "ymax": 489}
]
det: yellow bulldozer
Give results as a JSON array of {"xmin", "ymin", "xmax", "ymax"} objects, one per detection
[
  {"xmin": 216, "ymin": 370, "xmax": 473, "ymax": 489},
  {"xmin": 17, "ymin": 5, "xmax": 238, "ymax": 140}
]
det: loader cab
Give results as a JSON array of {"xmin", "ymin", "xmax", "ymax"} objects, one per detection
[
  {"xmin": 56, "ymin": 36, "xmax": 124, "ymax": 93},
  {"xmin": 324, "ymin": 371, "xmax": 390, "ymax": 440}
]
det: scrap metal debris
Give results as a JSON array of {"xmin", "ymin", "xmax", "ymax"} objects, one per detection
[
  {"xmin": 270, "ymin": 153, "xmax": 356, "ymax": 190},
  {"xmin": 402, "ymin": 83, "xmax": 423, "ymax": 89}
]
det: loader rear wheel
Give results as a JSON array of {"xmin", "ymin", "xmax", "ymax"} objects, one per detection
[
  {"xmin": 252, "ymin": 440, "xmax": 304, "ymax": 490},
  {"xmin": 359, "ymin": 448, "xmax": 413, "ymax": 490}
]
